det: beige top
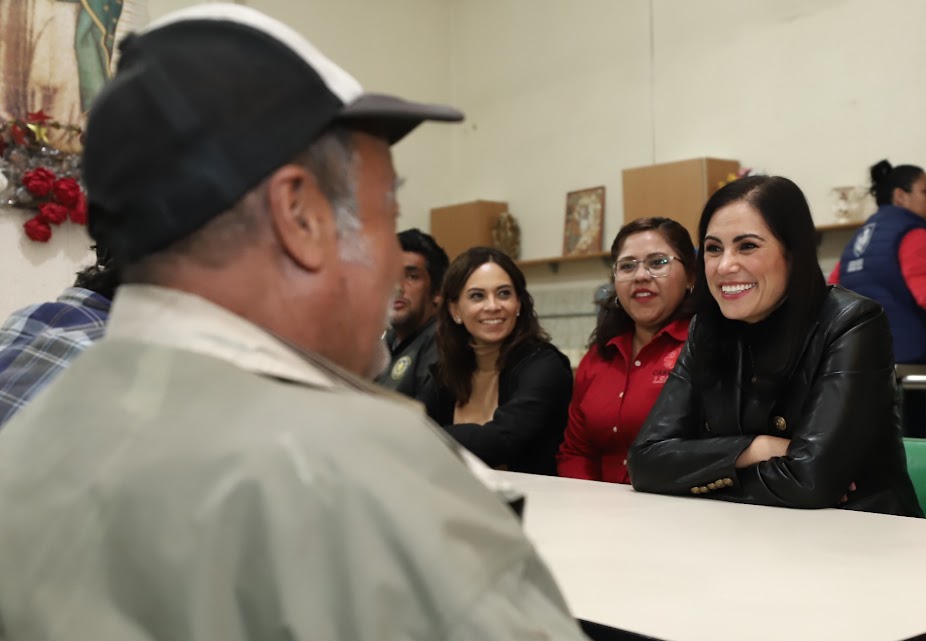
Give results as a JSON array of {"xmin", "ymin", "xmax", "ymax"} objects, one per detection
[{"xmin": 454, "ymin": 341, "xmax": 501, "ymax": 424}]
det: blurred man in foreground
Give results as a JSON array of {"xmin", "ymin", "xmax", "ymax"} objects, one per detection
[{"xmin": 0, "ymin": 4, "xmax": 588, "ymax": 640}]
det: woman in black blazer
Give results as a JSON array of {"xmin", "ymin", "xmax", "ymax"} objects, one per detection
[
  {"xmin": 628, "ymin": 175, "xmax": 923, "ymax": 517},
  {"xmin": 418, "ymin": 247, "xmax": 572, "ymax": 475}
]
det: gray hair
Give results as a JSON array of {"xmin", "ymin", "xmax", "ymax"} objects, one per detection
[{"xmin": 294, "ymin": 127, "xmax": 366, "ymax": 262}]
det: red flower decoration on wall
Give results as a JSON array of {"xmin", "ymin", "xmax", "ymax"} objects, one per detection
[
  {"xmin": 69, "ymin": 193, "xmax": 88, "ymax": 225},
  {"xmin": 9, "ymin": 124, "xmax": 26, "ymax": 146},
  {"xmin": 2, "ymin": 112, "xmax": 86, "ymax": 243},
  {"xmin": 22, "ymin": 168, "xmax": 56, "ymax": 197},
  {"xmin": 23, "ymin": 216, "xmax": 52, "ymax": 242},
  {"xmin": 52, "ymin": 177, "xmax": 81, "ymax": 206},
  {"xmin": 26, "ymin": 110, "xmax": 52, "ymax": 124},
  {"xmin": 38, "ymin": 202, "xmax": 68, "ymax": 225}
]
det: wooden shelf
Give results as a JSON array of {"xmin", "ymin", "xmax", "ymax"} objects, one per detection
[
  {"xmin": 517, "ymin": 251, "xmax": 611, "ymax": 273},
  {"xmin": 816, "ymin": 221, "xmax": 864, "ymax": 233},
  {"xmin": 519, "ymin": 221, "xmax": 863, "ymax": 268},
  {"xmin": 814, "ymin": 221, "xmax": 864, "ymax": 247}
]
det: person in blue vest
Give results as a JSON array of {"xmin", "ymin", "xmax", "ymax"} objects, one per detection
[
  {"xmin": 830, "ymin": 160, "xmax": 926, "ymax": 365},
  {"xmin": 831, "ymin": 160, "xmax": 926, "ymax": 438}
]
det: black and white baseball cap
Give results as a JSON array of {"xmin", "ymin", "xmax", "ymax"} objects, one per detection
[{"xmin": 84, "ymin": 3, "xmax": 463, "ymax": 264}]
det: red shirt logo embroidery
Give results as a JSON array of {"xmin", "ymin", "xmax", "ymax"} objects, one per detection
[{"xmin": 652, "ymin": 347, "xmax": 682, "ymax": 384}]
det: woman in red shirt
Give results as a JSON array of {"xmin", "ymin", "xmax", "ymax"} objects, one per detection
[{"xmin": 557, "ymin": 217, "xmax": 696, "ymax": 483}]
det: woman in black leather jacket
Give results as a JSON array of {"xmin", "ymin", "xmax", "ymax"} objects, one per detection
[{"xmin": 628, "ymin": 175, "xmax": 923, "ymax": 517}]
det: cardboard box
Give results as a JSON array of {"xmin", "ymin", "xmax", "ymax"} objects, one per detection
[
  {"xmin": 429, "ymin": 200, "xmax": 509, "ymax": 261},
  {"xmin": 622, "ymin": 158, "xmax": 740, "ymax": 243}
]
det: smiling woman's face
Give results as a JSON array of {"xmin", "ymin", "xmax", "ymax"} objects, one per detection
[
  {"xmin": 448, "ymin": 261, "xmax": 521, "ymax": 347},
  {"xmin": 702, "ymin": 200, "xmax": 790, "ymax": 323},
  {"xmin": 614, "ymin": 230, "xmax": 692, "ymax": 334}
]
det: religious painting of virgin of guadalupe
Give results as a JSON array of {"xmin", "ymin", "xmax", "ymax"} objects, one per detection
[
  {"xmin": 563, "ymin": 186, "xmax": 605, "ymax": 256},
  {"xmin": 0, "ymin": 0, "xmax": 148, "ymax": 133}
]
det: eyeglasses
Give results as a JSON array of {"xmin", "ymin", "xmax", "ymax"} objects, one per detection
[{"xmin": 612, "ymin": 255, "xmax": 680, "ymax": 281}]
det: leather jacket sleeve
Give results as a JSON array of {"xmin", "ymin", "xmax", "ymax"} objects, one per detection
[
  {"xmin": 627, "ymin": 317, "xmax": 755, "ymax": 493},
  {"xmin": 628, "ymin": 301, "xmax": 898, "ymax": 509}
]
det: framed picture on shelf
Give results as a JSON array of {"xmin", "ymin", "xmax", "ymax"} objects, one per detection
[{"xmin": 563, "ymin": 186, "xmax": 605, "ymax": 256}]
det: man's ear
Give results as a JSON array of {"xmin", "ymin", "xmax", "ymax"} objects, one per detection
[
  {"xmin": 431, "ymin": 293, "xmax": 443, "ymax": 310},
  {"xmin": 266, "ymin": 164, "xmax": 334, "ymax": 272}
]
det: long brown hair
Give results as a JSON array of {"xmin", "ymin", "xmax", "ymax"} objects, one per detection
[
  {"xmin": 437, "ymin": 247, "xmax": 549, "ymax": 404},
  {"xmin": 590, "ymin": 217, "xmax": 697, "ymax": 359}
]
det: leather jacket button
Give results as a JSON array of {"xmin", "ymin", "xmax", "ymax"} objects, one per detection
[
  {"xmin": 691, "ymin": 487, "xmax": 701, "ymax": 494},
  {"xmin": 772, "ymin": 416, "xmax": 787, "ymax": 431},
  {"xmin": 707, "ymin": 482, "xmax": 716, "ymax": 490},
  {"xmin": 723, "ymin": 478, "xmax": 733, "ymax": 487},
  {"xmin": 699, "ymin": 486, "xmax": 709, "ymax": 493}
]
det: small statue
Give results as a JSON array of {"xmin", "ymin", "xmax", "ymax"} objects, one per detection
[{"xmin": 492, "ymin": 210, "xmax": 521, "ymax": 259}]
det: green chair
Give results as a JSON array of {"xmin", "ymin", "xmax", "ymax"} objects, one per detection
[{"xmin": 903, "ymin": 438, "xmax": 926, "ymax": 513}]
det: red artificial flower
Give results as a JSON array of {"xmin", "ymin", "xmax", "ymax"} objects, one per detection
[
  {"xmin": 10, "ymin": 124, "xmax": 26, "ymax": 146},
  {"xmin": 22, "ymin": 167, "xmax": 56, "ymax": 197},
  {"xmin": 23, "ymin": 216, "xmax": 52, "ymax": 242},
  {"xmin": 27, "ymin": 109, "xmax": 52, "ymax": 124},
  {"xmin": 52, "ymin": 177, "xmax": 82, "ymax": 206},
  {"xmin": 38, "ymin": 202, "xmax": 68, "ymax": 225},
  {"xmin": 69, "ymin": 192, "xmax": 88, "ymax": 225}
]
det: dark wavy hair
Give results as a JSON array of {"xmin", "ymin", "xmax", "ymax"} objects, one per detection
[
  {"xmin": 73, "ymin": 243, "xmax": 121, "ymax": 301},
  {"xmin": 869, "ymin": 159, "xmax": 924, "ymax": 207},
  {"xmin": 437, "ymin": 246, "xmax": 549, "ymax": 404},
  {"xmin": 590, "ymin": 217, "xmax": 697, "ymax": 359},
  {"xmin": 692, "ymin": 175, "xmax": 826, "ymax": 377},
  {"xmin": 397, "ymin": 228, "xmax": 449, "ymax": 296}
]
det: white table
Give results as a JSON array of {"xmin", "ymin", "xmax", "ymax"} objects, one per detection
[{"xmin": 500, "ymin": 472, "xmax": 926, "ymax": 641}]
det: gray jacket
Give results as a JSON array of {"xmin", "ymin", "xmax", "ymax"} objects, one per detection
[{"xmin": 0, "ymin": 289, "xmax": 587, "ymax": 640}]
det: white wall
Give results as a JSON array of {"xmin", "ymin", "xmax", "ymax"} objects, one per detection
[
  {"xmin": 449, "ymin": 0, "xmax": 926, "ymax": 266},
  {"xmin": 0, "ymin": 218, "xmax": 97, "ymax": 317},
  {"xmin": 448, "ymin": 0, "xmax": 653, "ymax": 261},
  {"xmin": 652, "ymin": 0, "xmax": 925, "ymax": 227},
  {"xmin": 3, "ymin": 0, "xmax": 925, "ymax": 317}
]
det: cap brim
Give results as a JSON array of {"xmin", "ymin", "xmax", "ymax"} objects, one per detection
[{"xmin": 337, "ymin": 93, "xmax": 464, "ymax": 144}]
